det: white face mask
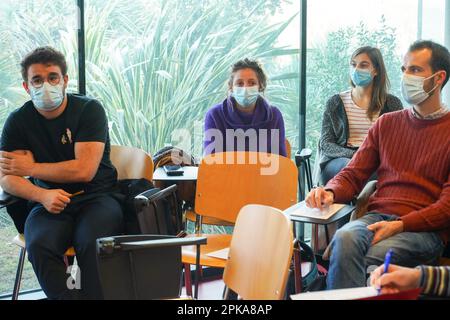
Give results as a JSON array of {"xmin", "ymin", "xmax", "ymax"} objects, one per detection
[{"xmin": 401, "ymin": 72, "xmax": 440, "ymax": 106}]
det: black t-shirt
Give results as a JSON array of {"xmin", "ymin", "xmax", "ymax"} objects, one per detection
[{"xmin": 0, "ymin": 93, "xmax": 118, "ymax": 195}]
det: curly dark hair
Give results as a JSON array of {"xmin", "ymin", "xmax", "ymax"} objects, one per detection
[
  {"xmin": 228, "ymin": 58, "xmax": 267, "ymax": 92},
  {"xmin": 20, "ymin": 46, "xmax": 67, "ymax": 81}
]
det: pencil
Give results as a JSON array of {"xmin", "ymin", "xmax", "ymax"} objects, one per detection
[{"xmin": 69, "ymin": 190, "xmax": 85, "ymax": 198}]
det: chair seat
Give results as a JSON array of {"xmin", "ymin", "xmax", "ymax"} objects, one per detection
[
  {"xmin": 13, "ymin": 234, "xmax": 75, "ymax": 256},
  {"xmin": 185, "ymin": 210, "xmax": 234, "ymax": 227},
  {"xmin": 182, "ymin": 234, "xmax": 232, "ymax": 268}
]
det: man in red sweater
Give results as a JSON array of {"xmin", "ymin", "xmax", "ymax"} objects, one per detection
[{"xmin": 306, "ymin": 40, "xmax": 450, "ymax": 289}]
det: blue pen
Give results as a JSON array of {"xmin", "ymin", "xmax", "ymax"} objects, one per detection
[
  {"xmin": 378, "ymin": 249, "xmax": 393, "ymax": 294},
  {"xmin": 383, "ymin": 249, "xmax": 393, "ymax": 274}
]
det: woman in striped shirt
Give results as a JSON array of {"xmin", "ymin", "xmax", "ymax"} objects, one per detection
[{"xmin": 318, "ymin": 46, "xmax": 403, "ymax": 185}]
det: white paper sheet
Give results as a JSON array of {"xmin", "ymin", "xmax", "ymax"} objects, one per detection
[
  {"xmin": 291, "ymin": 286, "xmax": 379, "ymax": 300},
  {"xmin": 285, "ymin": 201, "xmax": 345, "ymax": 220},
  {"xmin": 205, "ymin": 248, "xmax": 229, "ymax": 260}
]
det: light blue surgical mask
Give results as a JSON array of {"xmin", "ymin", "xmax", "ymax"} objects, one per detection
[
  {"xmin": 29, "ymin": 81, "xmax": 65, "ymax": 111},
  {"xmin": 232, "ymin": 86, "xmax": 260, "ymax": 108},
  {"xmin": 350, "ymin": 68, "xmax": 374, "ymax": 87}
]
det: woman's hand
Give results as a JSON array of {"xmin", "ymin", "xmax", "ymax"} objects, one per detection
[{"xmin": 370, "ymin": 264, "xmax": 422, "ymax": 295}]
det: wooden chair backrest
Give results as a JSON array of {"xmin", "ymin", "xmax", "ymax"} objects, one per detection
[
  {"xmin": 110, "ymin": 145, "xmax": 153, "ymax": 181},
  {"xmin": 223, "ymin": 204, "xmax": 293, "ymax": 300},
  {"xmin": 285, "ymin": 139, "xmax": 291, "ymax": 159},
  {"xmin": 194, "ymin": 152, "xmax": 298, "ymax": 223}
]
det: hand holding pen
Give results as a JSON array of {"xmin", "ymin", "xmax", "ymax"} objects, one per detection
[
  {"xmin": 370, "ymin": 249, "xmax": 422, "ymax": 295},
  {"xmin": 41, "ymin": 189, "xmax": 84, "ymax": 214}
]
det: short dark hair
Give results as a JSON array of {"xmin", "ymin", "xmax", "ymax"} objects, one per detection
[
  {"xmin": 408, "ymin": 40, "xmax": 450, "ymax": 88},
  {"xmin": 228, "ymin": 58, "xmax": 267, "ymax": 92},
  {"xmin": 20, "ymin": 46, "xmax": 67, "ymax": 81}
]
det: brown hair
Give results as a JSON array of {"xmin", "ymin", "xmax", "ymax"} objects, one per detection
[
  {"xmin": 20, "ymin": 46, "xmax": 67, "ymax": 81},
  {"xmin": 350, "ymin": 46, "xmax": 389, "ymax": 121},
  {"xmin": 408, "ymin": 40, "xmax": 450, "ymax": 89},
  {"xmin": 228, "ymin": 58, "xmax": 267, "ymax": 92}
]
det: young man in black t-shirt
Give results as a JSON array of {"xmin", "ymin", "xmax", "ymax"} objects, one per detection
[{"xmin": 0, "ymin": 47, "xmax": 123, "ymax": 299}]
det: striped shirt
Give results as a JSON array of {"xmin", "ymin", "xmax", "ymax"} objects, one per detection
[
  {"xmin": 418, "ymin": 266, "xmax": 450, "ymax": 297},
  {"xmin": 340, "ymin": 90, "xmax": 379, "ymax": 148},
  {"xmin": 412, "ymin": 104, "xmax": 449, "ymax": 120}
]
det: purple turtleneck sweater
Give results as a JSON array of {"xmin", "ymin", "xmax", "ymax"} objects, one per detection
[{"xmin": 203, "ymin": 96, "xmax": 287, "ymax": 156}]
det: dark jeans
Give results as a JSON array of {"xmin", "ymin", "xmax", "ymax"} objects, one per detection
[
  {"xmin": 321, "ymin": 157, "xmax": 377, "ymax": 186},
  {"xmin": 321, "ymin": 157, "xmax": 351, "ymax": 185},
  {"xmin": 24, "ymin": 194, "xmax": 123, "ymax": 300}
]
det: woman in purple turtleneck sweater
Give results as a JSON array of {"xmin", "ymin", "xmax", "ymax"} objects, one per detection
[{"xmin": 203, "ymin": 58, "xmax": 287, "ymax": 157}]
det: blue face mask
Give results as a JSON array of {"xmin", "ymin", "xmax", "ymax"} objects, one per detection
[
  {"xmin": 232, "ymin": 86, "xmax": 260, "ymax": 108},
  {"xmin": 350, "ymin": 68, "xmax": 374, "ymax": 87},
  {"xmin": 29, "ymin": 82, "xmax": 65, "ymax": 111}
]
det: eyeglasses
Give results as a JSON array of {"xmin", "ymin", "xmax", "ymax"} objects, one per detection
[{"xmin": 29, "ymin": 73, "xmax": 62, "ymax": 88}]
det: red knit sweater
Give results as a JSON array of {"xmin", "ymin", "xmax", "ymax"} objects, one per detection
[{"xmin": 326, "ymin": 109, "xmax": 450, "ymax": 242}]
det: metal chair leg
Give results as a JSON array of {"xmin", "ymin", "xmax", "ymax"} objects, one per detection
[
  {"xmin": 293, "ymin": 240, "xmax": 303, "ymax": 294},
  {"xmin": 312, "ymin": 224, "xmax": 319, "ymax": 253},
  {"xmin": 63, "ymin": 255, "xmax": 69, "ymax": 268},
  {"xmin": 324, "ymin": 224, "xmax": 330, "ymax": 245},
  {"xmin": 222, "ymin": 286, "xmax": 230, "ymax": 300},
  {"xmin": 184, "ymin": 263, "xmax": 193, "ymax": 297},
  {"xmin": 194, "ymin": 244, "xmax": 201, "ymax": 299},
  {"xmin": 12, "ymin": 247, "xmax": 26, "ymax": 300}
]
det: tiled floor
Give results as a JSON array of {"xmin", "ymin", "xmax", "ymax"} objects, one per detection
[{"xmin": 4, "ymin": 261, "xmax": 317, "ymax": 300}]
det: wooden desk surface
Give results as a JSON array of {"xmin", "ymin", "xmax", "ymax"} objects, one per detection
[
  {"xmin": 153, "ymin": 166, "xmax": 198, "ymax": 182},
  {"xmin": 286, "ymin": 204, "xmax": 354, "ymax": 225}
]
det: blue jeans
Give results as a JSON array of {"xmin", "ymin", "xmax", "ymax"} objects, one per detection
[
  {"xmin": 321, "ymin": 157, "xmax": 377, "ymax": 186},
  {"xmin": 321, "ymin": 157, "xmax": 351, "ymax": 185},
  {"xmin": 326, "ymin": 212, "xmax": 445, "ymax": 290}
]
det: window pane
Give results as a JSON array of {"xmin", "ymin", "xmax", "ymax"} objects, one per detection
[
  {"xmin": 0, "ymin": 0, "xmax": 79, "ymax": 296},
  {"xmin": 85, "ymin": 0, "xmax": 300, "ymax": 158}
]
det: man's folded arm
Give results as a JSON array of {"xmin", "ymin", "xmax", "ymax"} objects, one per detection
[
  {"xmin": 0, "ymin": 168, "xmax": 44, "ymax": 203},
  {"xmin": 31, "ymin": 141, "xmax": 104, "ymax": 184}
]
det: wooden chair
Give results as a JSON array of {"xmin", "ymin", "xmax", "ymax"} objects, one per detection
[
  {"xmin": 222, "ymin": 204, "xmax": 293, "ymax": 300},
  {"xmin": 184, "ymin": 139, "xmax": 293, "ymax": 228},
  {"xmin": 181, "ymin": 151, "xmax": 298, "ymax": 297},
  {"xmin": 285, "ymin": 138, "xmax": 292, "ymax": 159},
  {"xmin": 10, "ymin": 145, "xmax": 153, "ymax": 300},
  {"xmin": 110, "ymin": 145, "xmax": 153, "ymax": 181}
]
